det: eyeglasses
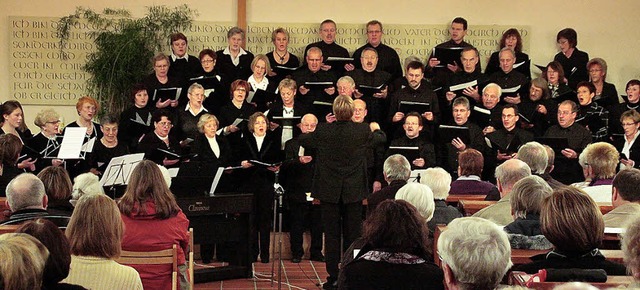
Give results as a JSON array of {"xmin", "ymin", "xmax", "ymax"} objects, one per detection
[
  {"xmin": 622, "ymin": 122, "xmax": 638, "ymax": 127},
  {"xmin": 157, "ymin": 121, "xmax": 172, "ymax": 127},
  {"xmin": 201, "ymin": 59, "xmax": 215, "ymax": 64},
  {"xmin": 46, "ymin": 120, "xmax": 61, "ymax": 124}
]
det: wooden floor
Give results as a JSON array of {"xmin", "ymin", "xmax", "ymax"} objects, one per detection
[{"xmin": 193, "ymin": 259, "xmax": 329, "ymax": 290}]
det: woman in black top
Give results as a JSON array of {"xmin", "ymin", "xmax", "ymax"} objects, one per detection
[
  {"xmin": 63, "ymin": 96, "xmax": 103, "ymax": 178},
  {"xmin": 218, "ymin": 79, "xmax": 257, "ymax": 154},
  {"xmin": 194, "ymin": 49, "xmax": 226, "ymax": 115},
  {"xmin": 137, "ymin": 109, "xmax": 182, "ymax": 168},
  {"xmin": 119, "ymin": 84, "xmax": 154, "ymax": 152},
  {"xmin": 143, "ymin": 53, "xmax": 181, "ymax": 111},
  {"xmin": 0, "ymin": 134, "xmax": 23, "ymax": 197},
  {"xmin": 267, "ymin": 28, "xmax": 300, "ymax": 86},
  {"xmin": 485, "ymin": 28, "xmax": 530, "ymax": 79},
  {"xmin": 88, "ymin": 115, "xmax": 129, "ymax": 176},
  {"xmin": 587, "ymin": 58, "xmax": 619, "ymax": 108}
]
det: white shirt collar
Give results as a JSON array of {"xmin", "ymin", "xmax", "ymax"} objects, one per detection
[
  {"xmin": 223, "ymin": 46, "xmax": 248, "ymax": 57},
  {"xmin": 185, "ymin": 103, "xmax": 207, "ymax": 116},
  {"xmin": 171, "ymin": 53, "xmax": 188, "ymax": 61}
]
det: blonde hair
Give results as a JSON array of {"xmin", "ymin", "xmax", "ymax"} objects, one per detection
[
  {"xmin": 66, "ymin": 194, "xmax": 122, "ymax": 258},
  {"xmin": 34, "ymin": 109, "xmax": 60, "ymax": 128},
  {"xmin": 578, "ymin": 142, "xmax": 619, "ymax": 179},
  {"xmin": 0, "ymin": 233, "xmax": 49, "ymax": 290},
  {"xmin": 197, "ymin": 114, "xmax": 219, "ymax": 133},
  {"xmin": 332, "ymin": 95, "xmax": 355, "ymax": 121}
]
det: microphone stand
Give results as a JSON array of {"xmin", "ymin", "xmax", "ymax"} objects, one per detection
[{"xmin": 270, "ymin": 170, "xmax": 285, "ymax": 289}]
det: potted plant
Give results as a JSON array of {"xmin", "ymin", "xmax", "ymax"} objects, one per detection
[{"xmin": 57, "ymin": 5, "xmax": 197, "ymax": 115}]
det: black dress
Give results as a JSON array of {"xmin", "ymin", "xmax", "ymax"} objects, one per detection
[
  {"xmin": 218, "ymin": 101, "xmax": 257, "ymax": 157},
  {"xmin": 136, "ymin": 132, "xmax": 182, "ymax": 167},
  {"xmin": 142, "ymin": 73, "xmax": 183, "ymax": 111},
  {"xmin": 24, "ymin": 132, "xmax": 62, "ymax": 174},
  {"xmin": 86, "ymin": 139, "xmax": 129, "ymax": 174},
  {"xmin": 554, "ymin": 48, "xmax": 589, "ymax": 90},
  {"xmin": 62, "ymin": 121, "xmax": 103, "ymax": 179},
  {"xmin": 119, "ymin": 106, "xmax": 153, "ymax": 152}
]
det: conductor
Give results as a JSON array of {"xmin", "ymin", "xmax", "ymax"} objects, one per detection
[{"xmin": 298, "ymin": 95, "xmax": 386, "ymax": 289}]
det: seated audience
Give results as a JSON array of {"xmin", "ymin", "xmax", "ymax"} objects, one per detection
[
  {"xmin": 622, "ymin": 214, "xmax": 640, "ymax": 281},
  {"xmin": 118, "ymin": 160, "xmax": 189, "ymax": 290},
  {"xmin": 62, "ymin": 193, "xmax": 143, "ymax": 289},
  {"xmin": 338, "ymin": 200, "xmax": 444, "ymax": 290},
  {"xmin": 0, "ymin": 233, "xmax": 49, "ymax": 290},
  {"xmin": 449, "ymin": 148, "xmax": 499, "ymax": 198},
  {"xmin": 0, "ymin": 134, "xmax": 24, "ymax": 197},
  {"xmin": 573, "ymin": 142, "xmax": 618, "ymax": 202},
  {"xmin": 70, "ymin": 173, "xmax": 104, "ymax": 206},
  {"xmin": 37, "ymin": 166, "xmax": 74, "ymax": 216},
  {"xmin": 616, "ymin": 109, "xmax": 640, "ymax": 170},
  {"xmin": 516, "ymin": 141, "xmax": 564, "ymax": 189},
  {"xmin": 394, "ymin": 182, "xmax": 436, "ymax": 223},
  {"xmin": 512, "ymin": 186, "xmax": 627, "ymax": 275},
  {"xmin": 420, "ymin": 167, "xmax": 462, "ymax": 233},
  {"xmin": 473, "ymin": 159, "xmax": 531, "ymax": 226},
  {"xmin": 438, "ymin": 217, "xmax": 512, "ymax": 290},
  {"xmin": 603, "ymin": 169, "xmax": 640, "ymax": 228},
  {"xmin": 504, "ymin": 175, "xmax": 553, "ymax": 250},
  {"xmin": 1, "ymin": 173, "xmax": 70, "ymax": 227},
  {"xmin": 540, "ymin": 144, "xmax": 566, "ymax": 189},
  {"xmin": 17, "ymin": 218, "xmax": 86, "ymax": 289},
  {"xmin": 367, "ymin": 154, "xmax": 411, "ymax": 213}
]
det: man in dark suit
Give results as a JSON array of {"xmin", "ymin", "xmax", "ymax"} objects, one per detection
[
  {"xmin": 281, "ymin": 114, "xmax": 323, "ymax": 263},
  {"xmin": 298, "ymin": 95, "xmax": 386, "ymax": 289}
]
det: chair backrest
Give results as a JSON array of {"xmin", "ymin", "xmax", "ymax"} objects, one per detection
[
  {"xmin": 116, "ymin": 244, "xmax": 178, "ymax": 290},
  {"xmin": 0, "ymin": 224, "xmax": 20, "ymax": 234},
  {"xmin": 446, "ymin": 194, "xmax": 488, "ymax": 206},
  {"xmin": 188, "ymin": 228, "xmax": 194, "ymax": 290},
  {"xmin": 457, "ymin": 200, "xmax": 497, "ymax": 216},
  {"xmin": 0, "ymin": 197, "xmax": 9, "ymax": 222}
]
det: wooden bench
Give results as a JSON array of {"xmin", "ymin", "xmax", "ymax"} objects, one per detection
[
  {"xmin": 445, "ymin": 194, "xmax": 487, "ymax": 207},
  {"xmin": 510, "ymin": 272, "xmax": 634, "ymax": 289},
  {"xmin": 457, "ymin": 200, "xmax": 614, "ymax": 217},
  {"xmin": 434, "ymin": 225, "xmax": 624, "ymax": 267},
  {"xmin": 0, "ymin": 197, "xmax": 9, "ymax": 222},
  {"xmin": 0, "ymin": 224, "xmax": 21, "ymax": 234}
]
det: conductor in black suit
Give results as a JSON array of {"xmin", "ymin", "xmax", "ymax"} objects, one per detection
[{"xmin": 298, "ymin": 95, "xmax": 386, "ymax": 289}]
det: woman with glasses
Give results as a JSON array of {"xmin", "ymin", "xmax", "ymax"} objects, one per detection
[
  {"xmin": 616, "ymin": 109, "xmax": 640, "ymax": 169},
  {"xmin": 193, "ymin": 49, "xmax": 225, "ymax": 115},
  {"xmin": 25, "ymin": 109, "xmax": 64, "ymax": 173},
  {"xmin": 218, "ymin": 80, "xmax": 257, "ymax": 154},
  {"xmin": 553, "ymin": 28, "xmax": 589, "ymax": 90},
  {"xmin": 588, "ymin": 58, "xmax": 618, "ymax": 108},
  {"xmin": 137, "ymin": 109, "xmax": 182, "ymax": 168},
  {"xmin": 143, "ymin": 53, "xmax": 181, "ymax": 111}
]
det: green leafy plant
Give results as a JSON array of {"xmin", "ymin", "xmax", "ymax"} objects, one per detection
[{"xmin": 57, "ymin": 5, "xmax": 197, "ymax": 115}]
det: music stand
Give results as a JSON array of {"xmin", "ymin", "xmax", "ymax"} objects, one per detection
[
  {"xmin": 270, "ymin": 170, "xmax": 285, "ymax": 289},
  {"xmin": 100, "ymin": 153, "xmax": 145, "ymax": 198}
]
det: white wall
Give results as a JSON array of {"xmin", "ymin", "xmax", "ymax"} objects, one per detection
[{"xmin": 2, "ymin": 0, "xmax": 639, "ymax": 131}]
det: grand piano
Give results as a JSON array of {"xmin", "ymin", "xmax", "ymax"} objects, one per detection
[{"xmin": 176, "ymin": 193, "xmax": 254, "ymax": 282}]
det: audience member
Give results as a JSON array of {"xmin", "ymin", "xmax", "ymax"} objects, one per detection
[
  {"xmin": 449, "ymin": 148, "xmax": 499, "ymax": 198},
  {"xmin": 0, "ymin": 233, "xmax": 49, "ymax": 290},
  {"xmin": 394, "ymin": 182, "xmax": 436, "ymax": 223},
  {"xmin": 1, "ymin": 173, "xmax": 70, "ymax": 227},
  {"xmin": 573, "ymin": 142, "xmax": 618, "ymax": 202},
  {"xmin": 17, "ymin": 218, "xmax": 86, "ymax": 290},
  {"xmin": 512, "ymin": 186, "xmax": 626, "ymax": 275},
  {"xmin": 70, "ymin": 173, "xmax": 104, "ymax": 206},
  {"xmin": 604, "ymin": 169, "xmax": 640, "ymax": 228},
  {"xmin": 438, "ymin": 217, "xmax": 512, "ymax": 290},
  {"xmin": 473, "ymin": 159, "xmax": 531, "ymax": 225},
  {"xmin": 622, "ymin": 214, "xmax": 640, "ymax": 281},
  {"xmin": 504, "ymin": 175, "xmax": 553, "ymax": 250},
  {"xmin": 420, "ymin": 167, "xmax": 462, "ymax": 233},
  {"xmin": 62, "ymin": 193, "xmax": 143, "ymax": 289},
  {"xmin": 367, "ymin": 154, "xmax": 411, "ymax": 214},
  {"xmin": 516, "ymin": 141, "xmax": 564, "ymax": 189},
  {"xmin": 37, "ymin": 166, "xmax": 74, "ymax": 216},
  {"xmin": 118, "ymin": 160, "xmax": 189, "ymax": 290},
  {"xmin": 338, "ymin": 200, "xmax": 444, "ymax": 290}
]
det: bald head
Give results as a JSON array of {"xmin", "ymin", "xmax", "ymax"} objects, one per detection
[
  {"xmin": 495, "ymin": 159, "xmax": 531, "ymax": 197},
  {"xmin": 300, "ymin": 113, "xmax": 318, "ymax": 134},
  {"xmin": 6, "ymin": 173, "xmax": 47, "ymax": 212},
  {"xmin": 352, "ymin": 99, "xmax": 368, "ymax": 123}
]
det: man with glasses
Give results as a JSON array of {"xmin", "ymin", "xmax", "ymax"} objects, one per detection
[
  {"xmin": 349, "ymin": 20, "xmax": 402, "ymax": 81},
  {"xmin": 486, "ymin": 104, "xmax": 534, "ymax": 167},
  {"xmin": 543, "ymin": 100, "xmax": 592, "ymax": 184},
  {"xmin": 388, "ymin": 112, "xmax": 437, "ymax": 170},
  {"xmin": 303, "ymin": 19, "xmax": 350, "ymax": 76}
]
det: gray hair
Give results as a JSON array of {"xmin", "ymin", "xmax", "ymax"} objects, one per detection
[
  {"xmin": 188, "ymin": 82, "xmax": 204, "ymax": 95},
  {"xmin": 452, "ymin": 96, "xmax": 470, "ymax": 110},
  {"xmin": 383, "ymin": 154, "xmax": 411, "ymax": 181},
  {"xmin": 510, "ymin": 175, "xmax": 553, "ymax": 219},
  {"xmin": 33, "ymin": 109, "xmax": 60, "ymax": 128},
  {"xmin": 395, "ymin": 183, "xmax": 435, "ymax": 222},
  {"xmin": 6, "ymin": 173, "xmax": 46, "ymax": 212},
  {"xmin": 420, "ymin": 167, "xmax": 451, "ymax": 200},
  {"xmin": 337, "ymin": 76, "xmax": 356, "ymax": 88},
  {"xmin": 227, "ymin": 27, "xmax": 245, "ymax": 39},
  {"xmin": 482, "ymin": 83, "xmax": 502, "ymax": 97},
  {"xmin": 99, "ymin": 114, "xmax": 119, "ymax": 126},
  {"xmin": 499, "ymin": 47, "xmax": 516, "ymax": 59},
  {"xmin": 517, "ymin": 142, "xmax": 548, "ymax": 174},
  {"xmin": 438, "ymin": 217, "xmax": 512, "ymax": 290},
  {"xmin": 495, "ymin": 159, "xmax": 531, "ymax": 193},
  {"xmin": 71, "ymin": 173, "xmax": 104, "ymax": 206}
]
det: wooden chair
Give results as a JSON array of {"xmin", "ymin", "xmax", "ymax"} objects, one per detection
[
  {"xmin": 116, "ymin": 245, "xmax": 179, "ymax": 290},
  {"xmin": 457, "ymin": 200, "xmax": 496, "ymax": 216},
  {"xmin": 597, "ymin": 203, "xmax": 613, "ymax": 215},
  {"xmin": 445, "ymin": 194, "xmax": 487, "ymax": 206},
  {"xmin": 510, "ymin": 271, "xmax": 634, "ymax": 289},
  {"xmin": 0, "ymin": 197, "xmax": 10, "ymax": 222},
  {"xmin": 0, "ymin": 224, "xmax": 20, "ymax": 234},
  {"xmin": 188, "ymin": 228, "xmax": 194, "ymax": 290}
]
